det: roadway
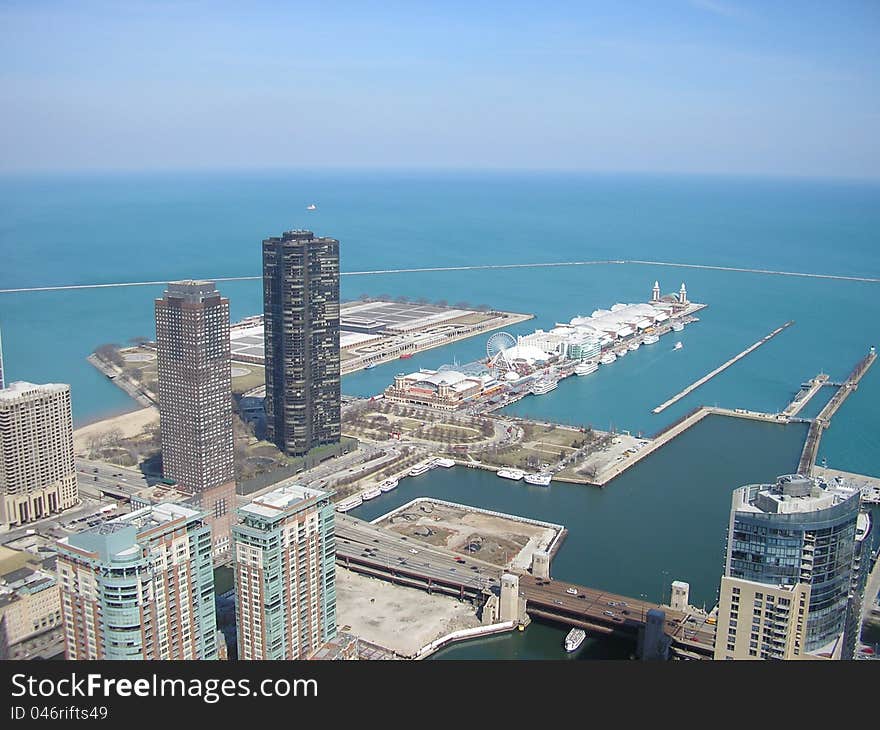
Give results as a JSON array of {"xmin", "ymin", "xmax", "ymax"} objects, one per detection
[
  {"xmin": 335, "ymin": 514, "xmax": 503, "ymax": 596},
  {"xmin": 75, "ymin": 457, "xmax": 152, "ymax": 500}
]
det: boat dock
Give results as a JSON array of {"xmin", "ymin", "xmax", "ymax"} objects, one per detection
[
  {"xmin": 796, "ymin": 347, "xmax": 876, "ymax": 475},
  {"xmin": 782, "ymin": 372, "xmax": 830, "ymax": 417},
  {"xmin": 652, "ymin": 320, "xmax": 795, "ymax": 414}
]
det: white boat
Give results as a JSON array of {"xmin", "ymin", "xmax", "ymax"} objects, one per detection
[
  {"xmin": 364, "ymin": 363, "xmax": 376, "ymax": 370},
  {"xmin": 564, "ymin": 628, "xmax": 586, "ymax": 653},
  {"xmin": 674, "ymin": 341, "xmax": 683, "ymax": 350},
  {"xmin": 627, "ymin": 341, "xmax": 640, "ymax": 351},
  {"xmin": 599, "ymin": 352, "xmax": 617, "ymax": 365},
  {"xmin": 615, "ymin": 347, "xmax": 628, "ymax": 358},
  {"xmin": 306, "ymin": 203, "xmax": 317, "ymax": 210},
  {"xmin": 530, "ymin": 377, "xmax": 558, "ymax": 395},
  {"xmin": 408, "ymin": 462, "xmax": 432, "ymax": 477},
  {"xmin": 671, "ymin": 321, "xmax": 684, "ymax": 332},
  {"xmin": 433, "ymin": 457, "xmax": 455, "ymax": 468},
  {"xmin": 379, "ymin": 478, "xmax": 399, "ymax": 493},
  {"xmin": 497, "ymin": 468, "xmax": 525, "ymax": 481},
  {"xmin": 643, "ymin": 334, "xmax": 659, "ymax": 345},
  {"xmin": 336, "ymin": 495, "xmax": 363, "ymax": 513},
  {"xmin": 575, "ymin": 361, "xmax": 598, "ymax": 376},
  {"xmin": 361, "ymin": 487, "xmax": 381, "ymax": 501},
  {"xmin": 524, "ymin": 472, "xmax": 552, "ymax": 486}
]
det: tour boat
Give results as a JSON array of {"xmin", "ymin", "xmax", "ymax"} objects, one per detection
[
  {"xmin": 336, "ymin": 495, "xmax": 363, "ymax": 513},
  {"xmin": 575, "ymin": 361, "xmax": 598, "ymax": 376},
  {"xmin": 615, "ymin": 347, "xmax": 628, "ymax": 358},
  {"xmin": 530, "ymin": 377, "xmax": 558, "ymax": 395},
  {"xmin": 497, "ymin": 468, "xmax": 525, "ymax": 481},
  {"xmin": 379, "ymin": 478, "xmax": 399, "ymax": 493},
  {"xmin": 564, "ymin": 628, "xmax": 586, "ymax": 653},
  {"xmin": 628, "ymin": 341, "xmax": 640, "ymax": 351},
  {"xmin": 643, "ymin": 334, "xmax": 659, "ymax": 345},
  {"xmin": 408, "ymin": 462, "xmax": 432, "ymax": 477},
  {"xmin": 674, "ymin": 341, "xmax": 683, "ymax": 350},
  {"xmin": 524, "ymin": 472, "xmax": 552, "ymax": 486},
  {"xmin": 361, "ymin": 487, "xmax": 381, "ymax": 501},
  {"xmin": 671, "ymin": 321, "xmax": 685, "ymax": 332},
  {"xmin": 599, "ymin": 352, "xmax": 617, "ymax": 365}
]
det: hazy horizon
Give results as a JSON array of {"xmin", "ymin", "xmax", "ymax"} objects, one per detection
[{"xmin": 2, "ymin": 1, "xmax": 878, "ymax": 179}]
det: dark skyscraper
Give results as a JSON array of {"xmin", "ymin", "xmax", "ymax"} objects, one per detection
[{"xmin": 262, "ymin": 230, "xmax": 340, "ymax": 456}]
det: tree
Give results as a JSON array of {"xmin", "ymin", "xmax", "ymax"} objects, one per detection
[{"xmin": 95, "ymin": 344, "xmax": 124, "ymax": 368}]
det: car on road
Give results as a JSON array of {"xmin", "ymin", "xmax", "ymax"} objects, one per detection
[
  {"xmin": 566, "ymin": 588, "xmax": 578, "ymax": 595},
  {"xmin": 603, "ymin": 611, "xmax": 615, "ymax": 617},
  {"xmin": 409, "ymin": 549, "xmax": 418, "ymax": 554},
  {"xmin": 553, "ymin": 600, "xmax": 563, "ymax": 605}
]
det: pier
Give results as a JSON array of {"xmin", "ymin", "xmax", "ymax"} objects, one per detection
[
  {"xmin": 652, "ymin": 321, "xmax": 795, "ymax": 414},
  {"xmin": 797, "ymin": 348, "xmax": 876, "ymax": 475},
  {"xmin": 782, "ymin": 373, "xmax": 829, "ymax": 417}
]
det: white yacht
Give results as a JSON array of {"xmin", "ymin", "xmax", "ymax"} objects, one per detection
[
  {"xmin": 379, "ymin": 478, "xmax": 399, "ymax": 493},
  {"xmin": 615, "ymin": 347, "xmax": 628, "ymax": 358},
  {"xmin": 306, "ymin": 203, "xmax": 317, "ymax": 211},
  {"xmin": 408, "ymin": 462, "xmax": 432, "ymax": 477},
  {"xmin": 627, "ymin": 341, "xmax": 640, "ymax": 351},
  {"xmin": 575, "ymin": 361, "xmax": 599, "ymax": 376},
  {"xmin": 361, "ymin": 486, "xmax": 381, "ymax": 501},
  {"xmin": 671, "ymin": 320, "xmax": 684, "ymax": 332},
  {"xmin": 524, "ymin": 472, "xmax": 552, "ymax": 486},
  {"xmin": 531, "ymin": 377, "xmax": 558, "ymax": 395},
  {"xmin": 643, "ymin": 334, "xmax": 659, "ymax": 345},
  {"xmin": 674, "ymin": 341, "xmax": 683, "ymax": 350},
  {"xmin": 336, "ymin": 495, "xmax": 363, "ymax": 513},
  {"xmin": 433, "ymin": 457, "xmax": 455, "ymax": 468},
  {"xmin": 599, "ymin": 352, "xmax": 617, "ymax": 365},
  {"xmin": 564, "ymin": 628, "xmax": 586, "ymax": 653},
  {"xmin": 497, "ymin": 468, "xmax": 525, "ymax": 481}
]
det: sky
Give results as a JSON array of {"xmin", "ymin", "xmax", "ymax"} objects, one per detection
[{"xmin": 1, "ymin": 0, "xmax": 878, "ymax": 178}]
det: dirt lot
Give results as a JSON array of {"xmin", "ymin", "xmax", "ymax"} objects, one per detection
[{"xmin": 335, "ymin": 568, "xmax": 480, "ymax": 658}]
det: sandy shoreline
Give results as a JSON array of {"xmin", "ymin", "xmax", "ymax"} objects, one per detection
[{"xmin": 73, "ymin": 406, "xmax": 159, "ymax": 456}]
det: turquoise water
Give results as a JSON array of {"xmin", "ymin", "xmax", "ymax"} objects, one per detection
[{"xmin": 1, "ymin": 170, "xmax": 877, "ymax": 659}]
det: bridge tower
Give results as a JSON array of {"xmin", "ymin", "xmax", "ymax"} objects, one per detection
[
  {"xmin": 670, "ymin": 580, "xmax": 690, "ymax": 612},
  {"xmin": 499, "ymin": 573, "xmax": 528, "ymax": 625},
  {"xmin": 531, "ymin": 550, "xmax": 551, "ymax": 580},
  {"xmin": 637, "ymin": 608, "xmax": 671, "ymax": 661}
]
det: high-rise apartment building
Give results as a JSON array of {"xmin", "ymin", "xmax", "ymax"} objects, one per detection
[
  {"xmin": 56, "ymin": 503, "xmax": 218, "ymax": 660},
  {"xmin": 0, "ymin": 327, "xmax": 5, "ymax": 390},
  {"xmin": 233, "ymin": 482, "xmax": 337, "ymax": 659},
  {"xmin": 262, "ymin": 230, "xmax": 340, "ymax": 456},
  {"xmin": 155, "ymin": 280, "xmax": 236, "ymax": 563},
  {"xmin": 0, "ymin": 381, "xmax": 78, "ymax": 527},
  {"xmin": 714, "ymin": 473, "xmax": 868, "ymax": 660}
]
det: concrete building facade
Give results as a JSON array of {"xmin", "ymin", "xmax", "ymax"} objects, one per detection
[
  {"xmin": 0, "ymin": 381, "xmax": 78, "ymax": 527},
  {"xmin": 155, "ymin": 280, "xmax": 236, "ymax": 563},
  {"xmin": 233, "ymin": 482, "xmax": 337, "ymax": 660},
  {"xmin": 715, "ymin": 473, "xmax": 866, "ymax": 660},
  {"xmin": 262, "ymin": 230, "xmax": 340, "ymax": 457},
  {"xmin": 56, "ymin": 503, "xmax": 218, "ymax": 660}
]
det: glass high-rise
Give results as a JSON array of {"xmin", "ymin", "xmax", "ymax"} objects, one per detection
[
  {"xmin": 717, "ymin": 473, "xmax": 865, "ymax": 659},
  {"xmin": 262, "ymin": 230, "xmax": 340, "ymax": 457}
]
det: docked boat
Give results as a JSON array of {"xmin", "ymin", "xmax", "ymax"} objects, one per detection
[
  {"xmin": 674, "ymin": 341, "xmax": 683, "ymax": 350},
  {"xmin": 364, "ymin": 363, "xmax": 376, "ymax": 370},
  {"xmin": 575, "ymin": 361, "xmax": 599, "ymax": 376},
  {"xmin": 531, "ymin": 377, "xmax": 558, "ymax": 395},
  {"xmin": 497, "ymin": 468, "xmax": 525, "ymax": 481},
  {"xmin": 564, "ymin": 628, "xmax": 586, "ymax": 653},
  {"xmin": 643, "ymin": 334, "xmax": 659, "ymax": 345},
  {"xmin": 615, "ymin": 347, "xmax": 628, "ymax": 358},
  {"xmin": 399, "ymin": 353, "xmax": 414, "ymax": 359},
  {"xmin": 524, "ymin": 472, "xmax": 552, "ymax": 486},
  {"xmin": 599, "ymin": 352, "xmax": 617, "ymax": 365},
  {"xmin": 671, "ymin": 321, "xmax": 685, "ymax": 332},
  {"xmin": 336, "ymin": 495, "xmax": 363, "ymax": 513},
  {"xmin": 379, "ymin": 478, "xmax": 399, "ymax": 492},
  {"xmin": 433, "ymin": 457, "xmax": 455, "ymax": 468},
  {"xmin": 408, "ymin": 462, "xmax": 432, "ymax": 477},
  {"xmin": 627, "ymin": 341, "xmax": 640, "ymax": 351},
  {"xmin": 361, "ymin": 487, "xmax": 381, "ymax": 501}
]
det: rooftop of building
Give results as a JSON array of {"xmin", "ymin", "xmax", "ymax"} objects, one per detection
[
  {"xmin": 735, "ymin": 473, "xmax": 861, "ymax": 516},
  {"xmin": 0, "ymin": 381, "xmax": 70, "ymax": 401},
  {"xmin": 240, "ymin": 482, "xmax": 331, "ymax": 519}
]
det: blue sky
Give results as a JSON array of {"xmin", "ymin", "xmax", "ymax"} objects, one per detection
[{"xmin": 1, "ymin": 0, "xmax": 878, "ymax": 177}]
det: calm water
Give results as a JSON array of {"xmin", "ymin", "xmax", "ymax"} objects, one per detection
[{"xmin": 0, "ymin": 171, "xmax": 877, "ymax": 658}]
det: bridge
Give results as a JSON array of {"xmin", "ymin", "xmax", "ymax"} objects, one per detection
[{"xmin": 335, "ymin": 514, "xmax": 715, "ymax": 658}]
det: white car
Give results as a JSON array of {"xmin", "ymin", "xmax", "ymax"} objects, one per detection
[
  {"xmin": 566, "ymin": 588, "xmax": 578, "ymax": 595},
  {"xmin": 409, "ymin": 549, "xmax": 418, "ymax": 554}
]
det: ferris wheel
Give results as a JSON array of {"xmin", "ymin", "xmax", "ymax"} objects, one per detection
[{"xmin": 486, "ymin": 331, "xmax": 516, "ymax": 368}]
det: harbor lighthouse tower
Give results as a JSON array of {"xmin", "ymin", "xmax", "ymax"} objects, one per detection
[
  {"xmin": 652, "ymin": 281, "xmax": 661, "ymax": 303},
  {"xmin": 678, "ymin": 282, "xmax": 688, "ymax": 305}
]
